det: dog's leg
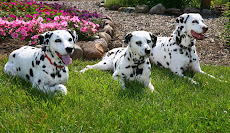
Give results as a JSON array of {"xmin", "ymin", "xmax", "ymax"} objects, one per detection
[
  {"xmin": 4, "ymin": 63, "xmax": 16, "ymax": 76},
  {"xmin": 199, "ymin": 70, "xmax": 226, "ymax": 82},
  {"xmin": 33, "ymin": 83, "xmax": 67, "ymax": 95},
  {"xmin": 146, "ymin": 82, "xmax": 155, "ymax": 93},
  {"xmin": 79, "ymin": 60, "xmax": 113, "ymax": 73}
]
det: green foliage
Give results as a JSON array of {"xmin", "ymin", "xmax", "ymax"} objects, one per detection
[
  {"xmin": 0, "ymin": 58, "xmax": 230, "ymax": 132},
  {"xmin": 221, "ymin": 2, "xmax": 230, "ymax": 45},
  {"xmin": 105, "ymin": 0, "xmax": 229, "ymax": 9}
]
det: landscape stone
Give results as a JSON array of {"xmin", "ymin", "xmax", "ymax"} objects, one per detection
[
  {"xmin": 103, "ymin": 24, "xmax": 114, "ymax": 37},
  {"xmin": 165, "ymin": 8, "xmax": 183, "ymax": 15},
  {"xmin": 80, "ymin": 41, "xmax": 104, "ymax": 59},
  {"xmin": 99, "ymin": 32, "xmax": 112, "ymax": 43},
  {"xmin": 135, "ymin": 4, "xmax": 149, "ymax": 13},
  {"xmin": 71, "ymin": 45, "xmax": 83, "ymax": 60},
  {"xmin": 124, "ymin": 7, "xmax": 135, "ymax": 13},
  {"xmin": 183, "ymin": 7, "xmax": 200, "ymax": 13},
  {"xmin": 101, "ymin": 19, "xmax": 115, "ymax": 28},
  {"xmin": 94, "ymin": 38, "xmax": 108, "ymax": 52},
  {"xmin": 109, "ymin": 5, "xmax": 121, "ymax": 10},
  {"xmin": 202, "ymin": 9, "xmax": 213, "ymax": 16},
  {"xmin": 149, "ymin": 3, "xmax": 165, "ymax": 14}
]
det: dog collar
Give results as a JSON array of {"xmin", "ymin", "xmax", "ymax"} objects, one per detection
[{"xmin": 44, "ymin": 52, "xmax": 64, "ymax": 68}]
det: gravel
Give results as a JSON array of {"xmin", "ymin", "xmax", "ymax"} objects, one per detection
[{"xmin": 23, "ymin": 1, "xmax": 230, "ymax": 65}]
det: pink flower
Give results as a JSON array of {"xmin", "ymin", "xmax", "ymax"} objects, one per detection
[
  {"xmin": 74, "ymin": 24, "xmax": 79, "ymax": 28},
  {"xmin": 21, "ymin": 37, "xmax": 25, "ymax": 40},
  {"xmin": 1, "ymin": 31, "xmax": 6, "ymax": 36},
  {"xmin": 31, "ymin": 35, "xmax": 39, "ymax": 39},
  {"xmin": 20, "ymin": 29, "xmax": 27, "ymax": 35},
  {"xmin": 80, "ymin": 27, "xmax": 88, "ymax": 33},
  {"xmin": 45, "ymin": 12, "xmax": 50, "ymax": 16},
  {"xmin": 54, "ymin": 16, "xmax": 60, "ymax": 21},
  {"xmin": 70, "ymin": 16, "xmax": 80, "ymax": 23},
  {"xmin": 60, "ymin": 21, "xmax": 68, "ymax": 27},
  {"xmin": 31, "ymin": 41, "xmax": 37, "ymax": 44},
  {"xmin": 11, "ymin": 32, "xmax": 19, "ymax": 38}
]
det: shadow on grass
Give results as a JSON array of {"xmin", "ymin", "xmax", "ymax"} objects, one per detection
[{"xmin": 2, "ymin": 72, "xmax": 65, "ymax": 102}]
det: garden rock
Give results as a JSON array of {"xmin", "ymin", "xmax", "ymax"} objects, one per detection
[
  {"xmin": 183, "ymin": 7, "xmax": 200, "ymax": 13},
  {"xmin": 165, "ymin": 8, "xmax": 183, "ymax": 15},
  {"xmin": 103, "ymin": 24, "xmax": 114, "ymax": 37},
  {"xmin": 118, "ymin": 7, "xmax": 126, "ymax": 12},
  {"xmin": 101, "ymin": 19, "xmax": 115, "ymax": 28},
  {"xmin": 201, "ymin": 9, "xmax": 212, "ymax": 16},
  {"xmin": 94, "ymin": 38, "xmax": 108, "ymax": 52},
  {"xmin": 124, "ymin": 7, "xmax": 135, "ymax": 13},
  {"xmin": 149, "ymin": 3, "xmax": 165, "ymax": 14},
  {"xmin": 80, "ymin": 41, "xmax": 104, "ymax": 59},
  {"xmin": 135, "ymin": 4, "xmax": 149, "ymax": 13},
  {"xmin": 71, "ymin": 45, "xmax": 83, "ymax": 60},
  {"xmin": 99, "ymin": 32, "xmax": 112, "ymax": 43},
  {"xmin": 109, "ymin": 5, "xmax": 121, "ymax": 10}
]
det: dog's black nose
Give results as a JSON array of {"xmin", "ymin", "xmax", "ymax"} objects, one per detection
[
  {"xmin": 145, "ymin": 49, "xmax": 151, "ymax": 55},
  {"xmin": 202, "ymin": 26, "xmax": 208, "ymax": 33},
  {"xmin": 65, "ymin": 47, "xmax": 74, "ymax": 54}
]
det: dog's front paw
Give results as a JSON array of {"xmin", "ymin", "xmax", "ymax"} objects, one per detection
[{"xmin": 54, "ymin": 84, "xmax": 67, "ymax": 95}]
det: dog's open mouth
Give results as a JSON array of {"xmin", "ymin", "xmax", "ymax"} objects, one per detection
[
  {"xmin": 191, "ymin": 30, "xmax": 205, "ymax": 40},
  {"xmin": 55, "ymin": 51, "xmax": 72, "ymax": 65}
]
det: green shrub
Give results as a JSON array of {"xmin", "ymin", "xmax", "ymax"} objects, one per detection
[{"xmin": 221, "ymin": 2, "xmax": 230, "ymax": 45}]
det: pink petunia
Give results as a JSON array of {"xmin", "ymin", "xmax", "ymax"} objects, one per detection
[
  {"xmin": 31, "ymin": 35, "xmax": 39, "ymax": 40},
  {"xmin": 11, "ymin": 32, "xmax": 19, "ymax": 38},
  {"xmin": 80, "ymin": 27, "xmax": 88, "ymax": 33}
]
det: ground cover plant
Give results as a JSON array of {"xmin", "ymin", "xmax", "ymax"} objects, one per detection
[
  {"xmin": 0, "ymin": 58, "xmax": 230, "ymax": 132},
  {"xmin": 0, "ymin": 0, "xmax": 102, "ymax": 44}
]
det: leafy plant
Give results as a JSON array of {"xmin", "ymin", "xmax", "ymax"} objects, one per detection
[{"xmin": 221, "ymin": 2, "xmax": 230, "ymax": 45}]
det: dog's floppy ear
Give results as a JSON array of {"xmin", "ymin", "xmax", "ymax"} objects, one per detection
[
  {"xmin": 176, "ymin": 14, "xmax": 189, "ymax": 24},
  {"xmin": 149, "ymin": 32, "xmax": 157, "ymax": 48},
  {"xmin": 124, "ymin": 32, "xmax": 133, "ymax": 44},
  {"xmin": 67, "ymin": 29, "xmax": 78, "ymax": 44},
  {"xmin": 38, "ymin": 31, "xmax": 53, "ymax": 46}
]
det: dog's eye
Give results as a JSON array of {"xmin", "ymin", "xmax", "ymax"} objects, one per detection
[
  {"xmin": 55, "ymin": 39, "xmax": 62, "ymax": 42},
  {"xmin": 192, "ymin": 20, "xmax": 199, "ymax": 24},
  {"xmin": 147, "ymin": 40, "xmax": 151, "ymax": 44},
  {"xmin": 136, "ymin": 41, "xmax": 142, "ymax": 46},
  {"xmin": 69, "ymin": 38, "xmax": 72, "ymax": 42}
]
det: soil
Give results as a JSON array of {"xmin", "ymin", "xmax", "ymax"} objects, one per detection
[{"xmin": 0, "ymin": 0, "xmax": 229, "ymax": 66}]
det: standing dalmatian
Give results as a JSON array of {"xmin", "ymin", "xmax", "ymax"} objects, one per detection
[
  {"xmin": 149, "ymin": 13, "xmax": 224, "ymax": 83},
  {"xmin": 4, "ymin": 29, "xmax": 78, "ymax": 95},
  {"xmin": 80, "ymin": 31, "xmax": 157, "ymax": 92}
]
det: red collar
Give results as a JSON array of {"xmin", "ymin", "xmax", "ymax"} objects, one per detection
[{"xmin": 44, "ymin": 52, "xmax": 64, "ymax": 68}]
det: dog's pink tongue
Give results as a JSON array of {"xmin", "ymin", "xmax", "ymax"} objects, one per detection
[{"xmin": 62, "ymin": 55, "xmax": 72, "ymax": 65}]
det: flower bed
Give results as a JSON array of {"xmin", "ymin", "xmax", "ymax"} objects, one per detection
[{"xmin": 0, "ymin": 0, "xmax": 102, "ymax": 45}]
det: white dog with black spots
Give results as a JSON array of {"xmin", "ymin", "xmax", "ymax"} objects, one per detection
[
  {"xmin": 80, "ymin": 31, "xmax": 157, "ymax": 92},
  {"xmin": 149, "ymin": 13, "xmax": 224, "ymax": 83},
  {"xmin": 4, "ymin": 29, "xmax": 78, "ymax": 95}
]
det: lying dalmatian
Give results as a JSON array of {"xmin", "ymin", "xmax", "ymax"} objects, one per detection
[
  {"xmin": 149, "ymin": 13, "xmax": 224, "ymax": 83},
  {"xmin": 4, "ymin": 29, "xmax": 78, "ymax": 95},
  {"xmin": 80, "ymin": 31, "xmax": 157, "ymax": 92}
]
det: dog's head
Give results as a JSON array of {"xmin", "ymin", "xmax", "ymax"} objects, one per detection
[
  {"xmin": 176, "ymin": 13, "xmax": 208, "ymax": 40},
  {"xmin": 124, "ymin": 31, "xmax": 157, "ymax": 57},
  {"xmin": 38, "ymin": 29, "xmax": 78, "ymax": 65}
]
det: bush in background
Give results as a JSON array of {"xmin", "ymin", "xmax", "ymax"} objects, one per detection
[{"xmin": 221, "ymin": 2, "xmax": 230, "ymax": 45}]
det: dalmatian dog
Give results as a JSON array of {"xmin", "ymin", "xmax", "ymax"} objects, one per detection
[
  {"xmin": 149, "ymin": 13, "xmax": 223, "ymax": 83},
  {"xmin": 4, "ymin": 29, "xmax": 78, "ymax": 95},
  {"xmin": 80, "ymin": 31, "xmax": 157, "ymax": 92}
]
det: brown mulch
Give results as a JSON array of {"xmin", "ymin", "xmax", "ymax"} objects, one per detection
[{"xmin": 0, "ymin": 0, "xmax": 229, "ymax": 66}]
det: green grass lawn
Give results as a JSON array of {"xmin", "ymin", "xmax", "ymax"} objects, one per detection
[{"xmin": 0, "ymin": 57, "xmax": 229, "ymax": 132}]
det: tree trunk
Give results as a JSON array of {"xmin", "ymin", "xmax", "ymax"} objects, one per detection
[{"xmin": 201, "ymin": 0, "xmax": 211, "ymax": 9}]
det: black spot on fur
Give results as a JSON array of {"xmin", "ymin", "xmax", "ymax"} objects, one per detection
[
  {"xmin": 130, "ymin": 74, "xmax": 133, "ymax": 77},
  {"xmin": 29, "ymin": 69, "xmax": 34, "ymax": 77},
  {"xmin": 136, "ymin": 68, "xmax": 143, "ymax": 75},
  {"xmin": 166, "ymin": 62, "xmax": 169, "ymax": 66},
  {"xmin": 19, "ymin": 67, "xmax": 21, "ymax": 71},
  {"xmin": 40, "ymin": 55, "xmax": 45, "ymax": 61},
  {"xmin": 164, "ymin": 55, "xmax": 166, "ymax": 59},
  {"xmin": 51, "ymin": 73, "xmax": 55, "ymax": 79},
  {"xmin": 63, "ymin": 69, "xmax": 66, "ymax": 73},
  {"xmin": 32, "ymin": 61, "xmax": 34, "ymax": 67},
  {"xmin": 42, "ymin": 65, "xmax": 46, "ymax": 68},
  {"xmin": 43, "ymin": 70, "xmax": 48, "ymax": 74},
  {"xmin": 36, "ymin": 61, "xmax": 40, "ymax": 65},
  {"xmin": 173, "ymin": 49, "xmax": 177, "ymax": 52},
  {"xmin": 157, "ymin": 61, "xmax": 162, "ymax": 66},
  {"xmin": 103, "ymin": 62, "xmax": 106, "ymax": 64},
  {"xmin": 125, "ymin": 65, "xmax": 131, "ymax": 68},
  {"xmin": 184, "ymin": 15, "xmax": 190, "ymax": 23},
  {"xmin": 12, "ymin": 54, "xmax": 16, "ymax": 58},
  {"xmin": 124, "ymin": 33, "xmax": 133, "ymax": 44},
  {"xmin": 26, "ymin": 74, "xmax": 30, "ymax": 80},
  {"xmin": 38, "ymin": 79, "xmax": 41, "ymax": 84}
]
